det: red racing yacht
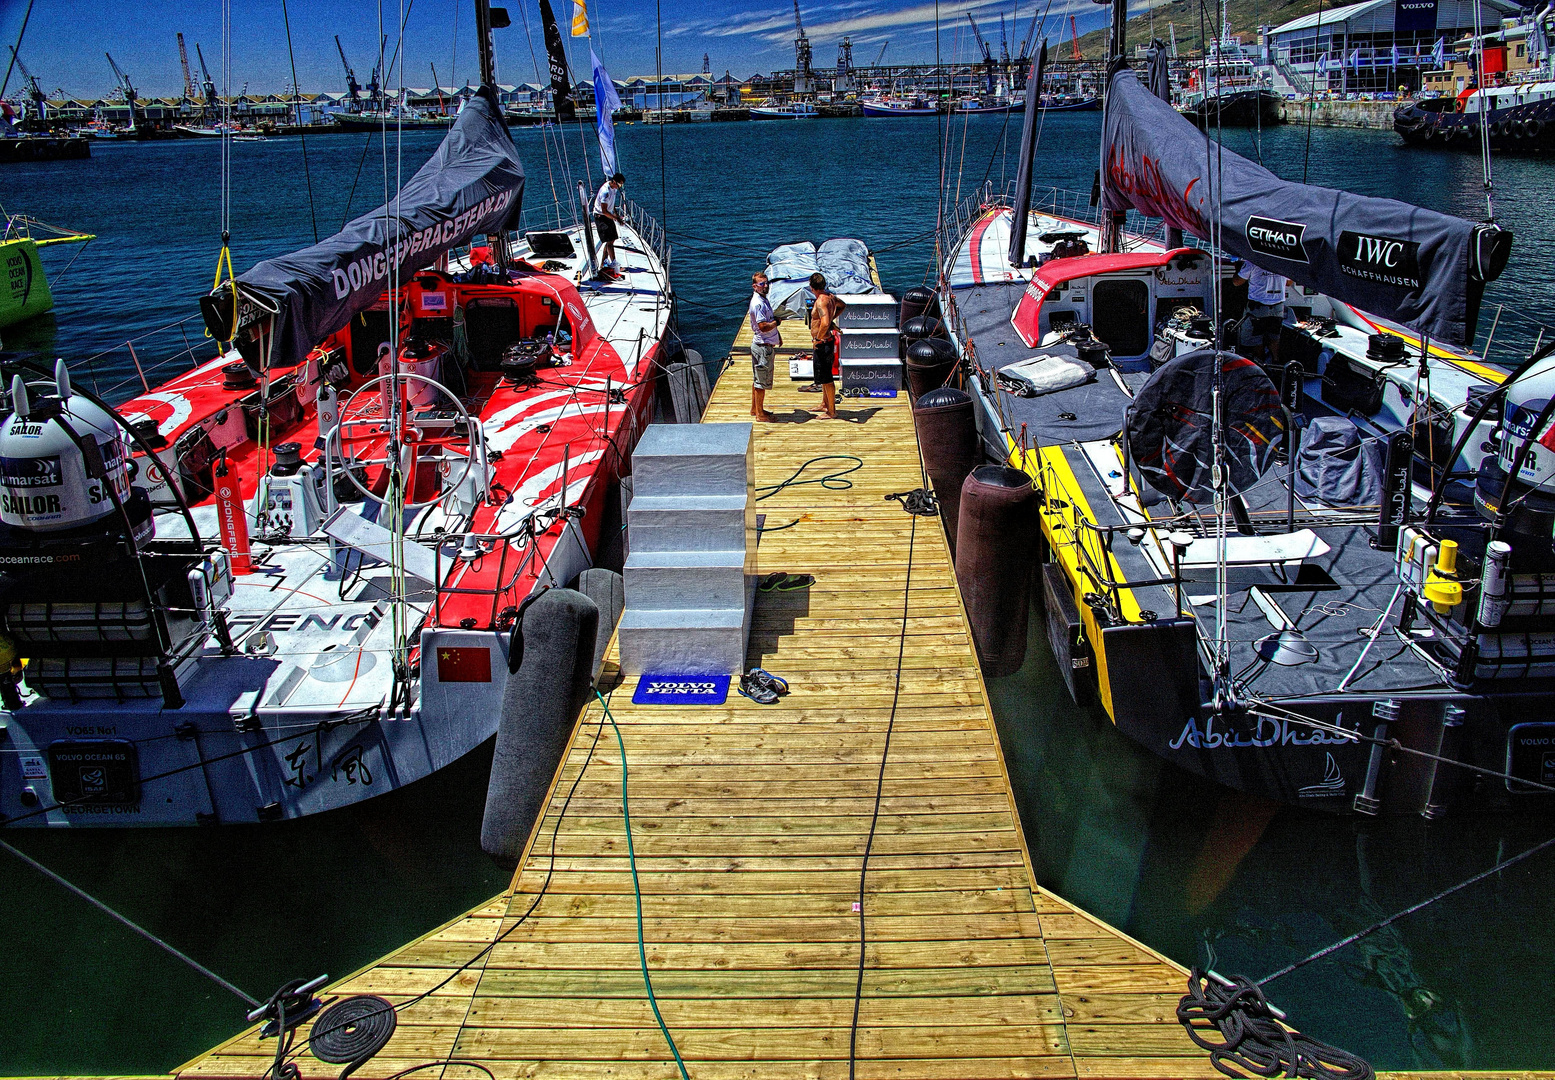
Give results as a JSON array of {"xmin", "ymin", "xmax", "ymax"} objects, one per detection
[{"xmin": 0, "ymin": 79, "xmax": 675, "ymax": 825}]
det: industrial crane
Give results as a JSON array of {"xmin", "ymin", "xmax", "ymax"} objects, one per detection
[
  {"xmin": 966, "ymin": 12, "xmax": 996, "ymax": 95},
  {"xmin": 1013, "ymin": 6, "xmax": 1041, "ymax": 87},
  {"xmin": 1068, "ymin": 15, "xmax": 1083, "ymax": 61},
  {"xmin": 195, "ymin": 43, "xmax": 218, "ymax": 116},
  {"xmin": 999, "ymin": 14, "xmax": 1010, "ymax": 64},
  {"xmin": 7, "ymin": 48, "xmax": 47, "ymax": 126},
  {"xmin": 104, "ymin": 52, "xmax": 139, "ymax": 130},
  {"xmin": 792, "ymin": 0, "xmax": 813, "ymax": 96},
  {"xmin": 176, "ymin": 33, "xmax": 196, "ymax": 102},
  {"xmin": 874, "ymin": 40, "xmax": 889, "ymax": 67},
  {"xmin": 366, "ymin": 37, "xmax": 387, "ymax": 111},
  {"xmin": 335, "ymin": 36, "xmax": 362, "ymax": 110}
]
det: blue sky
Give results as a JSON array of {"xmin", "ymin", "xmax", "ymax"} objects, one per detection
[{"xmin": 1, "ymin": 0, "xmax": 1105, "ymax": 99}]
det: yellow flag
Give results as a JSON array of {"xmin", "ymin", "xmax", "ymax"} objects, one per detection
[{"xmin": 571, "ymin": 0, "xmax": 589, "ymax": 36}]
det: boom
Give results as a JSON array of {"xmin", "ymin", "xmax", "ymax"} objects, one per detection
[
  {"xmin": 195, "ymin": 43, "xmax": 218, "ymax": 111},
  {"xmin": 177, "ymin": 33, "xmax": 196, "ymax": 101},
  {"xmin": 104, "ymin": 51, "xmax": 138, "ymax": 125},
  {"xmin": 334, "ymin": 36, "xmax": 362, "ymax": 107}
]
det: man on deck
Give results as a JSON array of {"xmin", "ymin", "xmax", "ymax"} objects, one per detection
[
  {"xmin": 592, "ymin": 172, "xmax": 626, "ymax": 275},
  {"xmin": 749, "ymin": 271, "xmax": 781, "ymax": 422},
  {"xmin": 1233, "ymin": 257, "xmax": 1288, "ymax": 365},
  {"xmin": 808, "ymin": 271, "xmax": 845, "ymax": 420}
]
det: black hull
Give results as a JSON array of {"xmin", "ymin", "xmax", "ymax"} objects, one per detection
[
  {"xmin": 1181, "ymin": 89, "xmax": 1284, "ymax": 127},
  {"xmin": 1395, "ymin": 98, "xmax": 1555, "ymax": 153}
]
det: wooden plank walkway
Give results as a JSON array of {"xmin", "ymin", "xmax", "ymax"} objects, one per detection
[{"xmin": 130, "ymin": 308, "xmax": 1522, "ymax": 1080}]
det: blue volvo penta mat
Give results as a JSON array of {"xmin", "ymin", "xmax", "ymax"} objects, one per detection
[{"xmin": 632, "ymin": 673, "xmax": 732, "ymax": 705}]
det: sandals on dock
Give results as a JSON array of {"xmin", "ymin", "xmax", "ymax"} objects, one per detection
[{"xmin": 759, "ymin": 572, "xmax": 816, "ymax": 592}]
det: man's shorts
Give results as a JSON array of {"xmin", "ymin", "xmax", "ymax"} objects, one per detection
[
  {"xmin": 811, "ymin": 337, "xmax": 836, "ymax": 385},
  {"xmin": 594, "ymin": 214, "xmax": 619, "ymax": 244},
  {"xmin": 1248, "ymin": 301, "xmax": 1285, "ymax": 340},
  {"xmin": 751, "ymin": 342, "xmax": 775, "ymax": 390}
]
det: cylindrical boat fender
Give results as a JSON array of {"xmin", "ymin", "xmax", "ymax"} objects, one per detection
[
  {"xmin": 954, "ymin": 465, "xmax": 1039, "ymax": 677},
  {"xmin": 905, "ymin": 337, "xmax": 958, "ymax": 400},
  {"xmin": 481, "ymin": 587, "xmax": 601, "ymax": 865},
  {"xmin": 899, "ymin": 285, "xmax": 940, "ymax": 328},
  {"xmin": 913, "ymin": 387, "xmax": 979, "ymax": 553},
  {"xmin": 901, "ymin": 315, "xmax": 948, "ymax": 347}
]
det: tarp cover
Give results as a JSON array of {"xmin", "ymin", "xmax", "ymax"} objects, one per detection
[
  {"xmin": 764, "ymin": 237, "xmax": 878, "ymax": 317},
  {"xmin": 1100, "ymin": 68, "xmax": 1507, "ymax": 346},
  {"xmin": 1127, "ymin": 349, "xmax": 1284, "ymax": 503},
  {"xmin": 1295, "ymin": 415, "xmax": 1384, "ymax": 506},
  {"xmin": 230, "ymin": 88, "xmax": 524, "ymax": 368}
]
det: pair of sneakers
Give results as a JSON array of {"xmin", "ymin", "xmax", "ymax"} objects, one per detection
[{"xmin": 738, "ymin": 667, "xmax": 789, "ymax": 705}]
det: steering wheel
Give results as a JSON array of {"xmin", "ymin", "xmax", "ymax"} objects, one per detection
[{"xmin": 327, "ymin": 372, "xmax": 480, "ymax": 510}]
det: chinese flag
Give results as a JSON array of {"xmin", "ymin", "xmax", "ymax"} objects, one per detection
[{"xmin": 437, "ymin": 647, "xmax": 492, "ymax": 683}]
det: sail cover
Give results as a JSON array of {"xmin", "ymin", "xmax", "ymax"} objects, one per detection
[
  {"xmin": 1100, "ymin": 68, "xmax": 1510, "ymax": 346},
  {"xmin": 209, "ymin": 87, "xmax": 524, "ymax": 368}
]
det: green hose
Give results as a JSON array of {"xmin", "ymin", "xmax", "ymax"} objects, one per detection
[{"xmin": 594, "ymin": 689, "xmax": 690, "ymax": 1080}]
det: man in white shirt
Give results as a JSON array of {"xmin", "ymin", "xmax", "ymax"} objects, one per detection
[
  {"xmin": 591, "ymin": 172, "xmax": 626, "ymax": 274},
  {"xmin": 1233, "ymin": 258, "xmax": 1289, "ymax": 365},
  {"xmin": 748, "ymin": 271, "xmax": 780, "ymax": 422}
]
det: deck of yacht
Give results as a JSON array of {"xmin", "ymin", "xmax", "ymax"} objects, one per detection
[{"xmin": 77, "ymin": 309, "xmax": 1529, "ymax": 1080}]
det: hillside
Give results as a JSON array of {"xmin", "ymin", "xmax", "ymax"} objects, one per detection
[{"xmin": 1072, "ymin": 0, "xmax": 1333, "ymax": 58}]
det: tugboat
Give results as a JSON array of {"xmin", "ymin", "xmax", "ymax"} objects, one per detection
[
  {"xmin": 0, "ymin": 13, "xmax": 675, "ymax": 827},
  {"xmin": 929, "ymin": 31, "xmax": 1555, "ymax": 815}
]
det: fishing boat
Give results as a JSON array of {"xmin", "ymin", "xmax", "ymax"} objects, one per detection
[
  {"xmin": 1177, "ymin": 35, "xmax": 1283, "ymax": 126},
  {"xmin": 1040, "ymin": 93, "xmax": 1101, "ymax": 111},
  {"xmin": 861, "ymin": 96, "xmax": 939, "ymax": 117},
  {"xmin": 928, "ymin": 29, "xmax": 1555, "ymax": 816},
  {"xmin": 1395, "ymin": 81, "xmax": 1555, "ymax": 152},
  {"xmin": 0, "ymin": 213, "xmax": 94, "ymax": 330},
  {"xmin": 0, "ymin": 37, "xmax": 676, "ymax": 826},
  {"xmin": 955, "ymin": 96, "xmax": 1025, "ymax": 114},
  {"xmin": 1396, "ymin": 11, "xmax": 1555, "ymax": 153},
  {"xmin": 749, "ymin": 100, "xmax": 818, "ymax": 119}
]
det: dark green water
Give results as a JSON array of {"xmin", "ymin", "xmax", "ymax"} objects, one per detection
[{"xmin": 3, "ymin": 114, "xmax": 1554, "ymax": 1074}]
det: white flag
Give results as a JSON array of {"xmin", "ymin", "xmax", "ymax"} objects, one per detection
[{"xmin": 591, "ymin": 48, "xmax": 621, "ymax": 177}]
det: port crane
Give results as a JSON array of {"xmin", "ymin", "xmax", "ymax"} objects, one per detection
[
  {"xmin": 335, "ymin": 36, "xmax": 362, "ymax": 110},
  {"xmin": 104, "ymin": 52, "xmax": 139, "ymax": 130},
  {"xmin": 366, "ymin": 38, "xmax": 387, "ymax": 111},
  {"xmin": 194, "ymin": 43, "xmax": 218, "ymax": 117},
  {"xmin": 874, "ymin": 41, "xmax": 889, "ymax": 67},
  {"xmin": 176, "ymin": 34, "xmax": 197, "ymax": 102},
  {"xmin": 792, "ymin": 0, "xmax": 814, "ymax": 96},
  {"xmin": 7, "ymin": 48, "xmax": 48, "ymax": 125},
  {"xmin": 1013, "ymin": 6, "xmax": 1041, "ymax": 87},
  {"xmin": 1068, "ymin": 15, "xmax": 1084, "ymax": 61},
  {"xmin": 966, "ymin": 12, "xmax": 997, "ymax": 95}
]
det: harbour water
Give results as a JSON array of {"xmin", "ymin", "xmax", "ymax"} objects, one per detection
[{"xmin": 3, "ymin": 114, "xmax": 1554, "ymax": 1074}]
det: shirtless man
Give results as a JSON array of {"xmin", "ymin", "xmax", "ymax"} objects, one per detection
[{"xmin": 808, "ymin": 272, "xmax": 846, "ymax": 419}]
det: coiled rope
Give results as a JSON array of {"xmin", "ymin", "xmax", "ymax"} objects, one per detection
[
  {"xmin": 754, "ymin": 455, "xmax": 865, "ymax": 502},
  {"xmin": 1177, "ymin": 969, "xmax": 1371, "ymax": 1080}
]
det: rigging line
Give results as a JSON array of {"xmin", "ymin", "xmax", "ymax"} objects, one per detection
[
  {"xmin": 1243, "ymin": 697, "xmax": 1555, "ymax": 795},
  {"xmin": 1472, "ymin": 0, "xmax": 1496, "ymax": 221},
  {"xmin": 0, "ymin": 0, "xmax": 35, "ymax": 99},
  {"xmin": 657, "ymin": 0, "xmax": 667, "ymax": 228},
  {"xmin": 280, "ymin": 0, "xmax": 320, "ymax": 245},
  {"xmin": 341, "ymin": 132, "xmax": 377, "ymax": 228},
  {"xmin": 1301, "ymin": 0, "xmax": 1325, "ymax": 184},
  {"xmin": 1, "ymin": 840, "xmax": 260, "ymax": 1007},
  {"xmin": 516, "ymin": 1, "xmax": 565, "ymax": 226},
  {"xmin": 1257, "ymin": 830, "xmax": 1555, "ymax": 987}
]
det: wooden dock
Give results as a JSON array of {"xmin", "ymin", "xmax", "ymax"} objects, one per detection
[{"xmin": 114, "ymin": 313, "xmax": 1500, "ymax": 1080}]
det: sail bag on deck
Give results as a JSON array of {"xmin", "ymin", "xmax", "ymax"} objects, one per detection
[
  {"xmin": 1099, "ymin": 68, "xmax": 1510, "ymax": 347},
  {"xmin": 203, "ymin": 87, "xmax": 525, "ymax": 368}
]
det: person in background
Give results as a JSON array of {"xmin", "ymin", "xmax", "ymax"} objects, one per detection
[
  {"xmin": 808, "ymin": 271, "xmax": 845, "ymax": 420},
  {"xmin": 748, "ymin": 271, "xmax": 780, "ymax": 422},
  {"xmin": 1233, "ymin": 257, "xmax": 1288, "ymax": 365},
  {"xmin": 592, "ymin": 172, "xmax": 626, "ymax": 275}
]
